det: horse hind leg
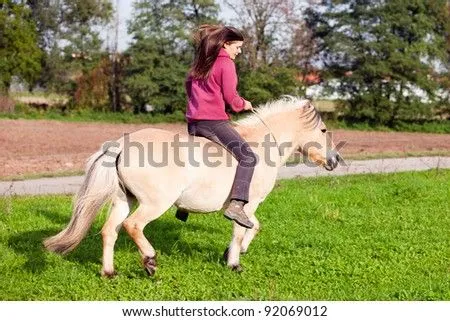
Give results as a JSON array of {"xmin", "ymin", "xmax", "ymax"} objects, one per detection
[
  {"xmin": 101, "ymin": 191, "xmax": 134, "ymax": 278},
  {"xmin": 122, "ymin": 198, "xmax": 175, "ymax": 276},
  {"xmin": 175, "ymin": 208, "xmax": 189, "ymax": 222}
]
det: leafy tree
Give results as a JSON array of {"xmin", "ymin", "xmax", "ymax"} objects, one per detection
[
  {"xmin": 0, "ymin": 0, "xmax": 42, "ymax": 93},
  {"xmin": 124, "ymin": 37, "xmax": 188, "ymax": 114},
  {"xmin": 435, "ymin": 0, "xmax": 450, "ymax": 118},
  {"xmin": 239, "ymin": 66, "xmax": 303, "ymax": 105},
  {"xmin": 125, "ymin": 0, "xmax": 218, "ymax": 113},
  {"xmin": 59, "ymin": 0, "xmax": 113, "ymax": 71},
  {"xmin": 24, "ymin": 0, "xmax": 62, "ymax": 89},
  {"xmin": 307, "ymin": 0, "xmax": 450, "ymax": 124},
  {"xmin": 22, "ymin": 0, "xmax": 113, "ymax": 92}
]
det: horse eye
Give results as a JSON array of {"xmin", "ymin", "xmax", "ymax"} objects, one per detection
[{"xmin": 321, "ymin": 129, "xmax": 327, "ymax": 133}]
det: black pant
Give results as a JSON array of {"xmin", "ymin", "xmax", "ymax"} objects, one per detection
[{"xmin": 188, "ymin": 120, "xmax": 257, "ymax": 203}]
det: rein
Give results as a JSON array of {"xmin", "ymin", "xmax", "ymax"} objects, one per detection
[{"xmin": 250, "ymin": 109, "xmax": 283, "ymax": 159}]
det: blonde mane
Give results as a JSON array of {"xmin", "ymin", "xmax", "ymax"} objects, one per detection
[{"xmin": 235, "ymin": 96, "xmax": 312, "ymax": 127}]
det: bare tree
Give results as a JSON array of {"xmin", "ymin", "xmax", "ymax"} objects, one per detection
[
  {"xmin": 224, "ymin": 0, "xmax": 299, "ymax": 68},
  {"xmin": 287, "ymin": 20, "xmax": 318, "ymax": 71}
]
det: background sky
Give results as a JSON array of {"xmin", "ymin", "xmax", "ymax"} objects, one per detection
[{"xmin": 116, "ymin": 0, "xmax": 133, "ymax": 52}]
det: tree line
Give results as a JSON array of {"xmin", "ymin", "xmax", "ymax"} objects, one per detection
[{"xmin": 1, "ymin": 0, "xmax": 450, "ymax": 124}]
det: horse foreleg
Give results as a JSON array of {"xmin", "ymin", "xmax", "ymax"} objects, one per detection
[
  {"xmin": 122, "ymin": 201, "xmax": 171, "ymax": 276},
  {"xmin": 224, "ymin": 201, "xmax": 260, "ymax": 271},
  {"xmin": 240, "ymin": 216, "xmax": 260, "ymax": 254},
  {"xmin": 225, "ymin": 224, "xmax": 247, "ymax": 272},
  {"xmin": 101, "ymin": 193, "xmax": 133, "ymax": 278}
]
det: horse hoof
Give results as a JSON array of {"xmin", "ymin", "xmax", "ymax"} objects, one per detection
[
  {"xmin": 143, "ymin": 256, "xmax": 157, "ymax": 276},
  {"xmin": 224, "ymin": 248, "xmax": 243, "ymax": 272},
  {"xmin": 101, "ymin": 270, "xmax": 117, "ymax": 279},
  {"xmin": 231, "ymin": 264, "xmax": 243, "ymax": 273},
  {"xmin": 175, "ymin": 209, "xmax": 189, "ymax": 222}
]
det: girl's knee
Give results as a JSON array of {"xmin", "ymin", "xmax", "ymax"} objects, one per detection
[{"xmin": 242, "ymin": 150, "xmax": 257, "ymax": 167}]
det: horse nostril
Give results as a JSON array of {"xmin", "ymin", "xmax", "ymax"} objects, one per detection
[{"xmin": 327, "ymin": 155, "xmax": 339, "ymax": 169}]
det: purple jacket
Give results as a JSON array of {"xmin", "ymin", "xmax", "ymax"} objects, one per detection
[{"xmin": 185, "ymin": 48, "xmax": 245, "ymax": 122}]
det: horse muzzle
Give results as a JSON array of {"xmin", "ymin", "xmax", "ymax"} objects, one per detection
[{"xmin": 324, "ymin": 152, "xmax": 341, "ymax": 171}]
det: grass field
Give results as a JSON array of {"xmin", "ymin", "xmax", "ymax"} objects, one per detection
[
  {"xmin": 1, "ymin": 104, "xmax": 450, "ymax": 133},
  {"xmin": 0, "ymin": 170, "xmax": 449, "ymax": 300}
]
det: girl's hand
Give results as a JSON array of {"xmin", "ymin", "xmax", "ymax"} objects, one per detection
[{"xmin": 243, "ymin": 100, "xmax": 253, "ymax": 111}]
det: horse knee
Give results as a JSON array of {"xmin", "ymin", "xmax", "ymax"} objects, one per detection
[
  {"xmin": 101, "ymin": 229, "xmax": 118, "ymax": 244},
  {"xmin": 122, "ymin": 219, "xmax": 140, "ymax": 237}
]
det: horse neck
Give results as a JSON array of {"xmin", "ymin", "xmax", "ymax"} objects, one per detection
[{"xmin": 236, "ymin": 111, "xmax": 302, "ymax": 168}]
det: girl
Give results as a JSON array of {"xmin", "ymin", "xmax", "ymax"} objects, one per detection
[{"xmin": 185, "ymin": 25, "xmax": 257, "ymax": 229}]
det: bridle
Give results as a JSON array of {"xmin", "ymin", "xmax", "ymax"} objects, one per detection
[{"xmin": 250, "ymin": 109, "xmax": 283, "ymax": 159}]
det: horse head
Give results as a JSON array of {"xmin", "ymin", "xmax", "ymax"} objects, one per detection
[{"xmin": 296, "ymin": 100, "xmax": 341, "ymax": 171}]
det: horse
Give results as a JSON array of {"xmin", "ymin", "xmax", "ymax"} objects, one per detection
[{"xmin": 43, "ymin": 97, "xmax": 341, "ymax": 277}]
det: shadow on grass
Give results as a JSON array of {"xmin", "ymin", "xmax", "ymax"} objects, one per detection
[
  {"xmin": 8, "ymin": 209, "xmax": 229, "ymax": 275},
  {"xmin": 3, "ymin": 206, "xmax": 69, "ymax": 274},
  {"xmin": 71, "ymin": 215, "xmax": 228, "ymax": 272},
  {"xmin": 7, "ymin": 228, "xmax": 59, "ymax": 274},
  {"xmin": 36, "ymin": 208, "xmax": 71, "ymax": 225},
  {"xmin": 146, "ymin": 219, "xmax": 226, "ymax": 261}
]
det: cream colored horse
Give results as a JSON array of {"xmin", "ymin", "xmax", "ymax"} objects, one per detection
[{"xmin": 44, "ymin": 97, "xmax": 340, "ymax": 276}]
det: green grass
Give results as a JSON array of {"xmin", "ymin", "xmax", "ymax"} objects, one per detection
[
  {"xmin": 1, "ymin": 103, "xmax": 449, "ymax": 132},
  {"xmin": 1, "ymin": 170, "xmax": 85, "ymax": 182},
  {"xmin": 0, "ymin": 170, "xmax": 449, "ymax": 300},
  {"xmin": 326, "ymin": 119, "xmax": 450, "ymax": 134},
  {"xmin": 0, "ymin": 104, "xmax": 186, "ymax": 124}
]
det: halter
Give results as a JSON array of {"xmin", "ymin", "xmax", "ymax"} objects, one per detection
[{"xmin": 250, "ymin": 109, "xmax": 283, "ymax": 160}]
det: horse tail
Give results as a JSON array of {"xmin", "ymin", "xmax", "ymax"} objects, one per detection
[{"xmin": 44, "ymin": 146, "xmax": 122, "ymax": 255}]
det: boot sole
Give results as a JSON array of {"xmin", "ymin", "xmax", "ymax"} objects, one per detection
[{"xmin": 224, "ymin": 212, "xmax": 254, "ymax": 229}]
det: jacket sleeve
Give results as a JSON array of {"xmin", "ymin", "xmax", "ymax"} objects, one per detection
[{"xmin": 220, "ymin": 59, "xmax": 245, "ymax": 112}]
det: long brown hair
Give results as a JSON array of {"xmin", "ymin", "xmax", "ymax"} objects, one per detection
[{"xmin": 190, "ymin": 25, "xmax": 244, "ymax": 80}]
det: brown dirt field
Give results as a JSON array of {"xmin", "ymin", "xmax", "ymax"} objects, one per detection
[{"xmin": 1, "ymin": 119, "xmax": 449, "ymax": 179}]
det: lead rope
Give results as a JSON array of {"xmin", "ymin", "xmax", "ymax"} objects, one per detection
[{"xmin": 250, "ymin": 109, "xmax": 283, "ymax": 161}]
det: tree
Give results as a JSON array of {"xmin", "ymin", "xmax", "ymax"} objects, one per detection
[
  {"xmin": 25, "ymin": 0, "xmax": 63, "ymax": 89},
  {"xmin": 125, "ymin": 0, "xmax": 218, "ymax": 113},
  {"xmin": 22, "ymin": 0, "xmax": 113, "ymax": 91},
  {"xmin": 435, "ymin": 0, "xmax": 450, "ymax": 118},
  {"xmin": 26, "ymin": 0, "xmax": 60, "ymax": 50},
  {"xmin": 307, "ymin": 0, "xmax": 450, "ymax": 124},
  {"xmin": 224, "ymin": 0, "xmax": 297, "ymax": 68},
  {"xmin": 239, "ymin": 66, "xmax": 302, "ymax": 105},
  {"xmin": 222, "ymin": 0, "xmax": 306, "ymax": 103},
  {"xmin": 59, "ymin": 0, "xmax": 113, "ymax": 71},
  {"xmin": 0, "ymin": 0, "xmax": 42, "ymax": 93}
]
